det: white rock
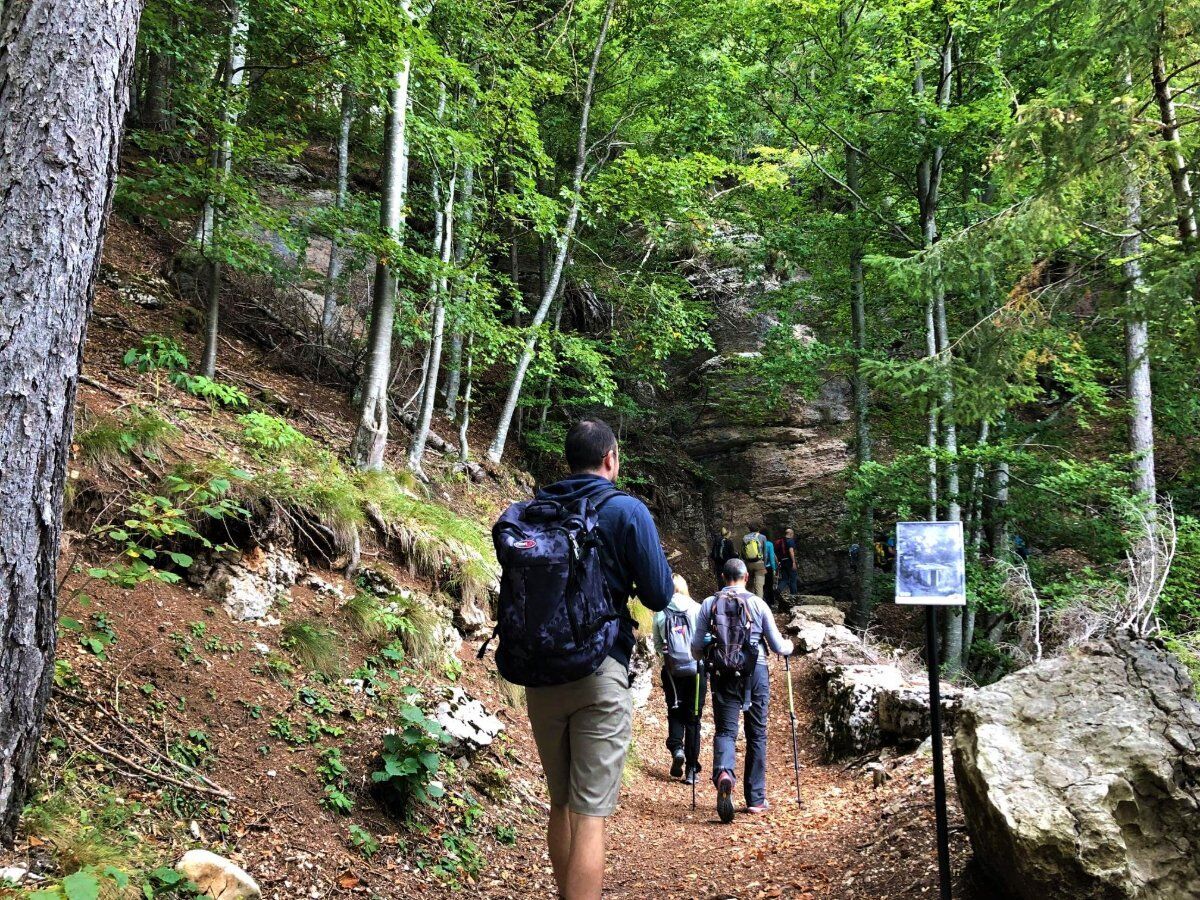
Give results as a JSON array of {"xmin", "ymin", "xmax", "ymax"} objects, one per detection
[
  {"xmin": 790, "ymin": 602, "xmax": 844, "ymax": 627},
  {"xmin": 434, "ymin": 687, "xmax": 504, "ymax": 753},
  {"xmin": 0, "ymin": 866, "xmax": 29, "ymax": 885},
  {"xmin": 205, "ymin": 546, "xmax": 300, "ymax": 621},
  {"xmin": 821, "ymin": 664, "xmax": 904, "ymax": 757},
  {"xmin": 794, "ymin": 622, "xmax": 828, "ymax": 654},
  {"xmin": 177, "ymin": 849, "xmax": 261, "ymax": 899}
]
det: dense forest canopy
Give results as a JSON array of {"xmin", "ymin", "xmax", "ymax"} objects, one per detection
[
  {"xmin": 2, "ymin": 0, "xmax": 1200, "ymax": 893},
  {"xmin": 123, "ymin": 0, "xmax": 1200, "ymax": 659}
]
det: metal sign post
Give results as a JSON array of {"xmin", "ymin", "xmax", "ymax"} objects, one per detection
[{"xmin": 896, "ymin": 521, "xmax": 964, "ymax": 900}]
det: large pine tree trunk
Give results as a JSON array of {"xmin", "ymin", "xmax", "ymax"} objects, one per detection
[
  {"xmin": 485, "ymin": 0, "xmax": 616, "ymax": 465},
  {"xmin": 0, "ymin": 0, "xmax": 142, "ymax": 843},
  {"xmin": 351, "ymin": 60, "xmax": 411, "ymax": 470}
]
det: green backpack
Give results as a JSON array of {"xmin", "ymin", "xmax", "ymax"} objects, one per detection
[{"xmin": 742, "ymin": 533, "xmax": 763, "ymax": 562}]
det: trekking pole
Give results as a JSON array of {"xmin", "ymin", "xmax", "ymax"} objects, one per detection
[
  {"xmin": 784, "ymin": 655, "xmax": 802, "ymax": 807},
  {"xmin": 692, "ymin": 667, "xmax": 701, "ymax": 812}
]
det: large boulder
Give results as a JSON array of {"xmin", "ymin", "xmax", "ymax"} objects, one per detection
[
  {"xmin": 877, "ymin": 681, "xmax": 964, "ymax": 746},
  {"xmin": 790, "ymin": 600, "xmax": 843, "ymax": 625},
  {"xmin": 954, "ymin": 637, "xmax": 1200, "ymax": 899},
  {"xmin": 821, "ymin": 664, "xmax": 905, "ymax": 757},
  {"xmin": 177, "ymin": 849, "xmax": 260, "ymax": 899}
]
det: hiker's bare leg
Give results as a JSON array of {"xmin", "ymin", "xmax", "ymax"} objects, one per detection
[
  {"xmin": 565, "ymin": 812, "xmax": 605, "ymax": 900},
  {"xmin": 548, "ymin": 804, "xmax": 572, "ymax": 896}
]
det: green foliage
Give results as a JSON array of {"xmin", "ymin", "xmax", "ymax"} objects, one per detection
[
  {"xmin": 347, "ymin": 824, "xmax": 380, "ymax": 859},
  {"xmin": 123, "ymin": 335, "xmax": 189, "ymax": 374},
  {"xmin": 88, "ymin": 466, "xmax": 247, "ymax": 589},
  {"xmin": 237, "ymin": 412, "xmax": 311, "ymax": 454},
  {"xmin": 318, "ymin": 746, "xmax": 355, "ymax": 814},
  {"xmin": 280, "ymin": 620, "xmax": 341, "ymax": 674},
  {"xmin": 1160, "ymin": 516, "xmax": 1200, "ymax": 633},
  {"xmin": 371, "ymin": 703, "xmax": 450, "ymax": 812},
  {"xmin": 76, "ymin": 407, "xmax": 178, "ymax": 465},
  {"xmin": 171, "ymin": 374, "xmax": 252, "ymax": 410}
]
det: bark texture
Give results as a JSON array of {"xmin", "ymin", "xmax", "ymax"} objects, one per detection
[
  {"xmin": 351, "ymin": 64, "xmax": 410, "ymax": 470},
  {"xmin": 0, "ymin": 0, "xmax": 142, "ymax": 843}
]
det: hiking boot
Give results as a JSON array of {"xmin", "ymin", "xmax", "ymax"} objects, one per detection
[
  {"xmin": 670, "ymin": 748, "xmax": 686, "ymax": 779},
  {"xmin": 746, "ymin": 802, "xmax": 771, "ymax": 814},
  {"xmin": 716, "ymin": 772, "xmax": 734, "ymax": 824},
  {"xmin": 682, "ymin": 767, "xmax": 698, "ymax": 786}
]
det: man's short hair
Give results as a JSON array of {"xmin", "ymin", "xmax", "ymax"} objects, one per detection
[
  {"xmin": 565, "ymin": 418, "xmax": 618, "ymax": 473},
  {"xmin": 723, "ymin": 557, "xmax": 748, "ymax": 583}
]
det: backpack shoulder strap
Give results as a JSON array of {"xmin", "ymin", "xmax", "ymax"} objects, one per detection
[{"xmin": 590, "ymin": 486, "xmax": 627, "ymax": 512}]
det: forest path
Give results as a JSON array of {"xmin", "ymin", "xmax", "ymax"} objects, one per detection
[{"xmin": 487, "ymin": 651, "xmax": 979, "ymax": 899}]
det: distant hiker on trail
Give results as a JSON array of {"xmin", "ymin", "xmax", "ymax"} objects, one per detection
[
  {"xmin": 742, "ymin": 527, "xmax": 768, "ymax": 598},
  {"xmin": 653, "ymin": 574, "xmax": 706, "ymax": 786},
  {"xmin": 777, "ymin": 527, "xmax": 799, "ymax": 598},
  {"xmin": 691, "ymin": 558, "xmax": 794, "ymax": 824},
  {"xmin": 762, "ymin": 528, "xmax": 778, "ymax": 609},
  {"xmin": 489, "ymin": 418, "xmax": 674, "ymax": 900},
  {"xmin": 709, "ymin": 526, "xmax": 737, "ymax": 590}
]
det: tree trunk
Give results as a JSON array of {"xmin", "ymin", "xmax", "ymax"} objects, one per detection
[
  {"xmin": 443, "ymin": 132, "xmax": 475, "ymax": 421},
  {"xmin": 198, "ymin": 0, "xmax": 248, "ymax": 379},
  {"xmin": 409, "ymin": 165, "xmax": 456, "ymax": 473},
  {"xmin": 1152, "ymin": 16, "xmax": 1197, "ymax": 247},
  {"xmin": 846, "ymin": 145, "xmax": 875, "ymax": 629},
  {"xmin": 485, "ymin": 0, "xmax": 616, "ymax": 465},
  {"xmin": 458, "ymin": 336, "xmax": 474, "ymax": 463},
  {"xmin": 351, "ymin": 57, "xmax": 411, "ymax": 470},
  {"xmin": 322, "ymin": 84, "xmax": 354, "ymax": 340},
  {"xmin": 0, "ymin": 0, "xmax": 142, "ymax": 843},
  {"xmin": 141, "ymin": 49, "xmax": 168, "ymax": 130},
  {"xmin": 1121, "ymin": 156, "xmax": 1157, "ymax": 509}
]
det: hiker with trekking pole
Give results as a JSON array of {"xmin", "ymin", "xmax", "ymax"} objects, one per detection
[
  {"xmin": 652, "ymin": 574, "xmax": 707, "ymax": 788},
  {"xmin": 691, "ymin": 557, "xmax": 794, "ymax": 824}
]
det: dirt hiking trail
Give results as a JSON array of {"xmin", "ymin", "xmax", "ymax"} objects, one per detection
[{"xmin": 482, "ymin": 649, "xmax": 989, "ymax": 899}]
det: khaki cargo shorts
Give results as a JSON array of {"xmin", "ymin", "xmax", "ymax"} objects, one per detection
[{"xmin": 525, "ymin": 656, "xmax": 633, "ymax": 817}]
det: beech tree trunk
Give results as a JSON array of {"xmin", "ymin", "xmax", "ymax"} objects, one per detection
[
  {"xmin": 443, "ymin": 131, "xmax": 475, "ymax": 421},
  {"xmin": 409, "ymin": 166, "xmax": 456, "ymax": 473},
  {"xmin": 198, "ymin": 0, "xmax": 248, "ymax": 379},
  {"xmin": 0, "ymin": 0, "xmax": 142, "ymax": 843},
  {"xmin": 846, "ymin": 145, "xmax": 875, "ymax": 629},
  {"xmin": 486, "ymin": 0, "xmax": 616, "ymax": 465},
  {"xmin": 351, "ymin": 58, "xmax": 411, "ymax": 470},
  {"xmin": 322, "ymin": 84, "xmax": 354, "ymax": 339},
  {"xmin": 1121, "ymin": 157, "xmax": 1157, "ymax": 511}
]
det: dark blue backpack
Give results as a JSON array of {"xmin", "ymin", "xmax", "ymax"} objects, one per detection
[{"xmin": 481, "ymin": 488, "xmax": 624, "ymax": 687}]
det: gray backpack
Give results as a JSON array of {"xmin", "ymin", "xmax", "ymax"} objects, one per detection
[{"xmin": 662, "ymin": 607, "xmax": 698, "ymax": 676}]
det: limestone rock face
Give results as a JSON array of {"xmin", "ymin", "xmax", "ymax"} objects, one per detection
[
  {"xmin": 200, "ymin": 545, "xmax": 300, "ymax": 621},
  {"xmin": 821, "ymin": 664, "xmax": 905, "ymax": 757},
  {"xmin": 953, "ymin": 638, "xmax": 1200, "ymax": 900},
  {"xmin": 794, "ymin": 622, "xmax": 828, "ymax": 654},
  {"xmin": 433, "ymin": 687, "xmax": 504, "ymax": 754},
  {"xmin": 877, "ymin": 682, "xmax": 964, "ymax": 746},
  {"xmin": 790, "ymin": 603, "xmax": 845, "ymax": 628},
  {"xmin": 177, "ymin": 849, "xmax": 260, "ymax": 899}
]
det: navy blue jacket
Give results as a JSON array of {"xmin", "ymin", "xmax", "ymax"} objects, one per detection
[{"xmin": 535, "ymin": 474, "xmax": 674, "ymax": 668}]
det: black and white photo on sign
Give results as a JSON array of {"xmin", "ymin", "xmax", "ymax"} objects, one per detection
[{"xmin": 895, "ymin": 521, "xmax": 966, "ymax": 606}]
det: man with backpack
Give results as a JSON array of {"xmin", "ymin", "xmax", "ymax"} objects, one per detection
[
  {"xmin": 653, "ymin": 574, "xmax": 706, "ymax": 785},
  {"xmin": 709, "ymin": 526, "xmax": 736, "ymax": 590},
  {"xmin": 488, "ymin": 418, "xmax": 673, "ymax": 900},
  {"xmin": 742, "ymin": 527, "xmax": 768, "ymax": 598},
  {"xmin": 691, "ymin": 558, "xmax": 794, "ymax": 823}
]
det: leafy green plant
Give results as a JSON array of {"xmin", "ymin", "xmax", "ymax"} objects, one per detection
[
  {"xmin": 171, "ymin": 373, "xmax": 251, "ymax": 410},
  {"xmin": 26, "ymin": 866, "xmax": 130, "ymax": 899},
  {"xmin": 123, "ymin": 334, "xmax": 189, "ymax": 373},
  {"xmin": 372, "ymin": 703, "xmax": 450, "ymax": 811},
  {"xmin": 318, "ymin": 746, "xmax": 354, "ymax": 814},
  {"xmin": 347, "ymin": 824, "xmax": 379, "ymax": 859},
  {"xmin": 237, "ymin": 411, "xmax": 310, "ymax": 453},
  {"xmin": 60, "ymin": 612, "xmax": 118, "ymax": 660},
  {"xmin": 494, "ymin": 823, "xmax": 517, "ymax": 845}
]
